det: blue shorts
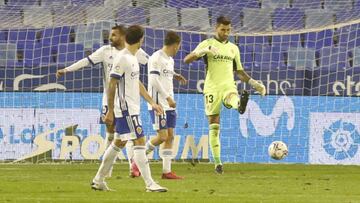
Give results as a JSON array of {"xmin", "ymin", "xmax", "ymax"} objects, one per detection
[
  {"xmin": 149, "ymin": 110, "xmax": 176, "ymax": 131},
  {"xmin": 114, "ymin": 115, "xmax": 144, "ymax": 141}
]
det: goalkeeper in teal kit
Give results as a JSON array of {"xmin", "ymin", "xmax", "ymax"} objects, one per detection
[{"xmin": 184, "ymin": 16, "xmax": 266, "ymax": 174}]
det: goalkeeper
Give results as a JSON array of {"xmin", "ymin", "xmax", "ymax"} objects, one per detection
[{"xmin": 184, "ymin": 16, "xmax": 266, "ymax": 174}]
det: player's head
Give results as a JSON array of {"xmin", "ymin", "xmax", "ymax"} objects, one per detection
[
  {"xmin": 125, "ymin": 25, "xmax": 144, "ymax": 49},
  {"xmin": 164, "ymin": 31, "xmax": 181, "ymax": 56},
  {"xmin": 110, "ymin": 25, "xmax": 126, "ymax": 48},
  {"xmin": 215, "ymin": 16, "xmax": 231, "ymax": 42}
]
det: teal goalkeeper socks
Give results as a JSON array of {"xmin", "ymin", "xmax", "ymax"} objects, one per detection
[{"xmin": 209, "ymin": 123, "xmax": 221, "ymax": 165}]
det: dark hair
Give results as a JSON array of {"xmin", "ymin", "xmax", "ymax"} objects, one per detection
[
  {"xmin": 111, "ymin": 24, "xmax": 126, "ymax": 35},
  {"xmin": 164, "ymin": 31, "xmax": 181, "ymax": 46},
  {"xmin": 125, "ymin": 25, "xmax": 144, "ymax": 45},
  {"xmin": 216, "ymin": 16, "xmax": 231, "ymax": 25}
]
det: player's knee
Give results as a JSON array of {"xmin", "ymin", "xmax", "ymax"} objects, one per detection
[
  {"xmin": 113, "ymin": 139, "xmax": 126, "ymax": 148},
  {"xmin": 158, "ymin": 130, "xmax": 168, "ymax": 142}
]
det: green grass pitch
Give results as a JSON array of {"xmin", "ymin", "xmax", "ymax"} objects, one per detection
[{"xmin": 1, "ymin": 163, "xmax": 359, "ymax": 203}]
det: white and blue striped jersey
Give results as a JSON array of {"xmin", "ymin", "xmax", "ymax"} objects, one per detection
[
  {"xmin": 110, "ymin": 48, "xmax": 141, "ymax": 118},
  {"xmin": 147, "ymin": 49, "xmax": 175, "ymax": 111},
  {"xmin": 87, "ymin": 45, "xmax": 148, "ymax": 106}
]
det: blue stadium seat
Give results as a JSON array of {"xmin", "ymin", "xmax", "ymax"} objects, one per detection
[
  {"xmin": 149, "ymin": 7, "xmax": 179, "ymax": 29},
  {"xmin": 256, "ymin": 46, "xmax": 285, "ymax": 69},
  {"xmin": 57, "ymin": 43, "xmax": 84, "ymax": 65},
  {"xmin": 42, "ymin": 0, "xmax": 71, "ymax": 6},
  {"xmin": 7, "ymin": 0, "xmax": 39, "ymax": 6},
  {"xmin": 210, "ymin": 5, "xmax": 242, "ymax": 30},
  {"xmin": 335, "ymin": 9, "xmax": 360, "ymax": 24},
  {"xmin": 303, "ymin": 30, "xmax": 333, "ymax": 49},
  {"xmin": 242, "ymin": 8, "xmax": 273, "ymax": 32},
  {"xmin": 324, "ymin": 0, "xmax": 353, "ymax": 10},
  {"xmin": 137, "ymin": 0, "xmax": 164, "ymax": 8},
  {"xmin": 116, "ymin": 7, "xmax": 146, "ymax": 25},
  {"xmin": 41, "ymin": 26, "xmax": 71, "ymax": 46},
  {"xmin": 287, "ymin": 47, "xmax": 316, "ymax": 69},
  {"xmin": 319, "ymin": 47, "xmax": 348, "ymax": 70},
  {"xmin": 305, "ymin": 9, "xmax": 335, "ymax": 29},
  {"xmin": 0, "ymin": 7, "xmax": 23, "ymax": 28},
  {"xmin": 72, "ymin": 0, "xmax": 104, "ymax": 6},
  {"xmin": 353, "ymin": 47, "xmax": 360, "ymax": 67},
  {"xmin": 230, "ymin": 0, "xmax": 260, "ymax": 8},
  {"xmin": 166, "ymin": 0, "xmax": 198, "ymax": 8},
  {"xmin": 273, "ymin": 8, "xmax": 305, "ymax": 31},
  {"xmin": 198, "ymin": 0, "xmax": 226, "ymax": 7},
  {"xmin": 53, "ymin": 6, "xmax": 87, "ymax": 25},
  {"xmin": 0, "ymin": 43, "xmax": 16, "ymax": 66},
  {"xmin": 180, "ymin": 8, "xmax": 210, "ymax": 31},
  {"xmin": 0, "ymin": 30, "xmax": 7, "ymax": 42},
  {"xmin": 104, "ymin": 0, "xmax": 132, "ymax": 7},
  {"xmin": 86, "ymin": 6, "xmax": 114, "ymax": 23},
  {"xmin": 272, "ymin": 35, "xmax": 301, "ymax": 50},
  {"xmin": 8, "ymin": 30, "xmax": 36, "ymax": 43},
  {"xmin": 262, "ymin": 0, "xmax": 289, "ymax": 8},
  {"xmin": 291, "ymin": 0, "xmax": 321, "ymax": 9}
]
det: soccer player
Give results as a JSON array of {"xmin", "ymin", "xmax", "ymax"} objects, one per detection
[
  {"xmin": 91, "ymin": 25, "xmax": 167, "ymax": 192},
  {"xmin": 56, "ymin": 25, "xmax": 148, "ymax": 177},
  {"xmin": 184, "ymin": 16, "xmax": 266, "ymax": 174},
  {"xmin": 142, "ymin": 31, "xmax": 187, "ymax": 179}
]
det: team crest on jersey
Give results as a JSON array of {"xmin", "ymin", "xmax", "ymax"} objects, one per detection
[
  {"xmin": 136, "ymin": 126, "xmax": 143, "ymax": 134},
  {"xmin": 109, "ymin": 56, "xmax": 113, "ymax": 59},
  {"xmin": 160, "ymin": 119, "xmax": 166, "ymax": 127}
]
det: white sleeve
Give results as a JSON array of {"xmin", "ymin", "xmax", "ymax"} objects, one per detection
[
  {"xmin": 148, "ymin": 56, "xmax": 170, "ymax": 99},
  {"xmin": 136, "ymin": 48, "xmax": 149, "ymax": 65},
  {"xmin": 110, "ymin": 56, "xmax": 126, "ymax": 79},
  {"xmin": 87, "ymin": 46, "xmax": 106, "ymax": 65},
  {"xmin": 64, "ymin": 58, "xmax": 90, "ymax": 72}
]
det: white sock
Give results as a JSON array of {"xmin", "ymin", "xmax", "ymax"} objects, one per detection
[
  {"xmin": 160, "ymin": 149, "xmax": 172, "ymax": 174},
  {"xmin": 146, "ymin": 140, "xmax": 156, "ymax": 152},
  {"xmin": 105, "ymin": 132, "xmax": 114, "ymax": 149},
  {"xmin": 133, "ymin": 146, "xmax": 154, "ymax": 186},
  {"xmin": 93, "ymin": 143, "xmax": 119, "ymax": 183},
  {"xmin": 125, "ymin": 141, "xmax": 134, "ymax": 171}
]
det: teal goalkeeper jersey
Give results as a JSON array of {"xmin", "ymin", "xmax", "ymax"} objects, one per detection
[{"xmin": 193, "ymin": 38, "xmax": 243, "ymax": 93}]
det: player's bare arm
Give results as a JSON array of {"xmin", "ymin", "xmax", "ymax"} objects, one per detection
[
  {"xmin": 183, "ymin": 46, "xmax": 219, "ymax": 64},
  {"xmin": 174, "ymin": 73, "xmax": 188, "ymax": 85},
  {"xmin": 104, "ymin": 77, "xmax": 117, "ymax": 125},
  {"xmin": 139, "ymin": 81, "xmax": 164, "ymax": 115}
]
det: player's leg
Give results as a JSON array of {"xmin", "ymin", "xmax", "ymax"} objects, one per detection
[
  {"xmin": 160, "ymin": 110, "xmax": 182, "ymax": 179},
  {"xmin": 146, "ymin": 110, "xmax": 168, "ymax": 154},
  {"xmin": 126, "ymin": 140, "xmax": 138, "ymax": 177},
  {"xmin": 204, "ymin": 92, "xmax": 223, "ymax": 174},
  {"xmin": 131, "ymin": 115, "xmax": 167, "ymax": 192},
  {"xmin": 131, "ymin": 111, "xmax": 168, "ymax": 177},
  {"xmin": 100, "ymin": 105, "xmax": 115, "ymax": 148},
  {"xmin": 223, "ymin": 87, "xmax": 249, "ymax": 114}
]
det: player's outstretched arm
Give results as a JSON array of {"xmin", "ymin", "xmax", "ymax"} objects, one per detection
[
  {"xmin": 184, "ymin": 46, "xmax": 219, "ymax": 64},
  {"xmin": 236, "ymin": 70, "xmax": 266, "ymax": 96},
  {"xmin": 139, "ymin": 81, "xmax": 164, "ymax": 115},
  {"xmin": 56, "ymin": 58, "xmax": 90, "ymax": 79},
  {"xmin": 103, "ymin": 77, "xmax": 117, "ymax": 125}
]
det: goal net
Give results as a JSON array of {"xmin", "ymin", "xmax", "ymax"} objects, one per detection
[{"xmin": 1, "ymin": 0, "xmax": 360, "ymax": 165}]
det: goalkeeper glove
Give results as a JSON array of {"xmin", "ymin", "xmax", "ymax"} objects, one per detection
[
  {"xmin": 248, "ymin": 78, "xmax": 266, "ymax": 96},
  {"xmin": 193, "ymin": 46, "xmax": 219, "ymax": 57}
]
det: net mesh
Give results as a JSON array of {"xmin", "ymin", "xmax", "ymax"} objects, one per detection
[{"xmin": 1, "ymin": 0, "xmax": 360, "ymax": 164}]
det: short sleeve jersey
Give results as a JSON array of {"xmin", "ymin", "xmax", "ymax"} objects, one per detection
[{"xmin": 193, "ymin": 38, "xmax": 243, "ymax": 93}]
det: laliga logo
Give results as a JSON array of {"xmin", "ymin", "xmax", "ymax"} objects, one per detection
[
  {"xmin": 322, "ymin": 120, "xmax": 360, "ymax": 160},
  {"xmin": 239, "ymin": 96, "xmax": 295, "ymax": 137}
]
